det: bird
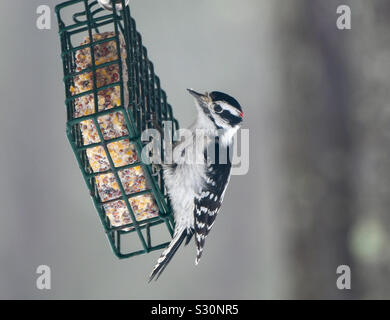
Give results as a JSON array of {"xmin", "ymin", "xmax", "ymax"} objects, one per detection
[{"xmin": 149, "ymin": 89, "xmax": 244, "ymax": 281}]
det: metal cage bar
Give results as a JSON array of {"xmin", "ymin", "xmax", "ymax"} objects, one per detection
[{"xmin": 55, "ymin": 0, "xmax": 177, "ymax": 259}]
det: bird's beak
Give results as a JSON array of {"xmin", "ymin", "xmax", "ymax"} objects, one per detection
[{"xmin": 187, "ymin": 89, "xmax": 208, "ymax": 103}]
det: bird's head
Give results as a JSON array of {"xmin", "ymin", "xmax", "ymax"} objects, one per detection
[{"xmin": 187, "ymin": 89, "xmax": 243, "ymax": 134}]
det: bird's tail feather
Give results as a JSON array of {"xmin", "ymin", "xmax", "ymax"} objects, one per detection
[{"xmin": 149, "ymin": 228, "xmax": 187, "ymax": 282}]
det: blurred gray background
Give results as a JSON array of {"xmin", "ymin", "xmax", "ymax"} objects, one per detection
[{"xmin": 0, "ymin": 0, "xmax": 390, "ymax": 299}]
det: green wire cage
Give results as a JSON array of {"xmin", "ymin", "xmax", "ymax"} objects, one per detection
[{"xmin": 55, "ymin": 0, "xmax": 178, "ymax": 259}]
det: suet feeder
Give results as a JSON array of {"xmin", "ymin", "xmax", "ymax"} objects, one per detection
[{"xmin": 55, "ymin": 0, "xmax": 177, "ymax": 259}]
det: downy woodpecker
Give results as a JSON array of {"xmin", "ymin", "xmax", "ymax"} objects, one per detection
[{"xmin": 149, "ymin": 89, "xmax": 244, "ymax": 281}]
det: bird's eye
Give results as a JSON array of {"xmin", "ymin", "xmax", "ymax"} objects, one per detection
[{"xmin": 213, "ymin": 104, "xmax": 223, "ymax": 113}]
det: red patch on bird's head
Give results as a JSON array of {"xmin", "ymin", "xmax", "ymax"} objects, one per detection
[{"xmin": 240, "ymin": 112, "xmax": 244, "ymax": 119}]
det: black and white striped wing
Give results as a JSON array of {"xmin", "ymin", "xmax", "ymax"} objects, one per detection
[{"xmin": 194, "ymin": 160, "xmax": 232, "ymax": 265}]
